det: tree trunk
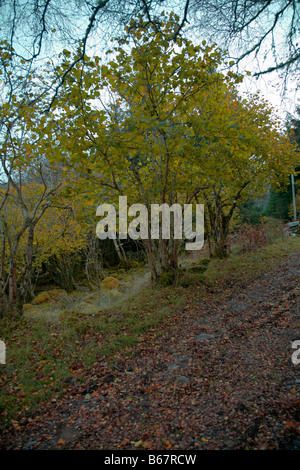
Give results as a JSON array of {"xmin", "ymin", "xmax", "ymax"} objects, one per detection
[
  {"xmin": 211, "ymin": 228, "xmax": 229, "ymax": 258},
  {"xmin": 19, "ymin": 224, "xmax": 35, "ymax": 305},
  {"xmin": 204, "ymin": 210, "xmax": 213, "ymax": 258},
  {"xmin": 0, "ymin": 281, "xmax": 10, "ymax": 318},
  {"xmin": 112, "ymin": 237, "xmax": 127, "ymax": 263},
  {"xmin": 205, "ymin": 195, "xmax": 230, "ymax": 259}
]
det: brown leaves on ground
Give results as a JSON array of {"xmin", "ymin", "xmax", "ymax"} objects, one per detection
[{"xmin": 1, "ymin": 254, "xmax": 300, "ymax": 450}]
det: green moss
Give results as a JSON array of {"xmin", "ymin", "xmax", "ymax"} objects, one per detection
[{"xmin": 157, "ymin": 270, "xmax": 176, "ymax": 287}]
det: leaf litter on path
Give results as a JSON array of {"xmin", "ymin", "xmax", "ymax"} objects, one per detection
[{"xmin": 1, "ymin": 254, "xmax": 300, "ymax": 450}]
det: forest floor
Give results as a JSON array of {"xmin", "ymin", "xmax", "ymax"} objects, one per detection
[{"xmin": 1, "ymin": 240, "xmax": 300, "ymax": 450}]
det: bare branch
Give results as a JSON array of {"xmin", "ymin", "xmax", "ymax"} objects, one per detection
[
  {"xmin": 172, "ymin": 0, "xmax": 190, "ymax": 41},
  {"xmin": 47, "ymin": 0, "xmax": 110, "ymax": 109}
]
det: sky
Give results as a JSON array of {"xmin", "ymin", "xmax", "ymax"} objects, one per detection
[
  {"xmin": 193, "ymin": 4, "xmax": 299, "ymax": 123},
  {"xmin": 238, "ymin": 62, "xmax": 299, "ymax": 123},
  {"xmin": 0, "ymin": 0, "xmax": 299, "ymax": 123}
]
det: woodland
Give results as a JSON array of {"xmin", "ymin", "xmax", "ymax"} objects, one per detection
[{"xmin": 0, "ymin": 0, "xmax": 300, "ymax": 452}]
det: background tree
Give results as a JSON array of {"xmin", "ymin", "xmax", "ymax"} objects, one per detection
[
  {"xmin": 32, "ymin": 199, "xmax": 90, "ymax": 292},
  {"xmin": 189, "ymin": 1, "xmax": 300, "ymax": 80},
  {"xmin": 286, "ymin": 106, "xmax": 300, "ymax": 219},
  {"xmin": 265, "ymin": 106, "xmax": 300, "ymax": 221}
]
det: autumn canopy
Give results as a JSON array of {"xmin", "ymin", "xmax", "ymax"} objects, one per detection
[{"xmin": 0, "ymin": 13, "xmax": 298, "ymax": 313}]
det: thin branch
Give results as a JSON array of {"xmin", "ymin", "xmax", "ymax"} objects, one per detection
[
  {"xmin": 253, "ymin": 51, "xmax": 300, "ymax": 77},
  {"xmin": 233, "ymin": 0, "xmax": 272, "ymax": 34},
  {"xmin": 47, "ymin": 0, "xmax": 110, "ymax": 110},
  {"xmin": 31, "ymin": 0, "xmax": 53, "ymax": 61},
  {"xmin": 172, "ymin": 0, "xmax": 190, "ymax": 41},
  {"xmin": 236, "ymin": 1, "xmax": 291, "ymax": 64}
]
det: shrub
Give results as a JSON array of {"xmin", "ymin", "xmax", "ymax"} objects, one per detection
[{"xmin": 227, "ymin": 219, "xmax": 285, "ymax": 254}]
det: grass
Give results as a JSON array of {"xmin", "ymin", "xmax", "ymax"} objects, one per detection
[
  {"xmin": 0, "ymin": 235, "xmax": 299, "ymax": 435},
  {"xmin": 203, "ymin": 236, "xmax": 300, "ymax": 284},
  {"xmin": 0, "ymin": 285, "xmax": 176, "ymax": 433}
]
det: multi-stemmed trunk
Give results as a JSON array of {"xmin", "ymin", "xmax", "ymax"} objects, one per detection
[
  {"xmin": 143, "ymin": 237, "xmax": 179, "ymax": 284},
  {"xmin": 204, "ymin": 182, "xmax": 250, "ymax": 259}
]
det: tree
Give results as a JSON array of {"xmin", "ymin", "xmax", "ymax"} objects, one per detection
[
  {"xmin": 287, "ymin": 106, "xmax": 300, "ymax": 148},
  {"xmin": 286, "ymin": 106, "xmax": 300, "ymax": 218},
  {"xmin": 265, "ymin": 188, "xmax": 293, "ymax": 221},
  {"xmin": 41, "ymin": 14, "xmax": 235, "ymax": 279},
  {"xmin": 189, "ymin": 86, "xmax": 298, "ymax": 257},
  {"xmin": 97, "ymin": 13, "xmax": 223, "ymax": 271},
  {"xmin": 43, "ymin": 14, "xmax": 298, "ymax": 275},
  {"xmin": 0, "ymin": 43, "xmax": 74, "ymax": 314},
  {"xmin": 265, "ymin": 106, "xmax": 300, "ymax": 221},
  {"xmin": 32, "ymin": 197, "xmax": 91, "ymax": 292},
  {"xmin": 0, "ymin": 165, "xmax": 63, "ymax": 314},
  {"xmin": 237, "ymin": 199, "xmax": 264, "ymax": 226}
]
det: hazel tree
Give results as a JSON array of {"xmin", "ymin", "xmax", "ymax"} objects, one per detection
[{"xmin": 42, "ymin": 14, "xmax": 298, "ymax": 279}]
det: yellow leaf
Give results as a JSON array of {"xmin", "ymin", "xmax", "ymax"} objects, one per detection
[{"xmin": 134, "ymin": 439, "xmax": 143, "ymax": 447}]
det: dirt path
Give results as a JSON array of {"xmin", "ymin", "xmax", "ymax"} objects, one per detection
[{"xmin": 1, "ymin": 253, "xmax": 300, "ymax": 450}]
